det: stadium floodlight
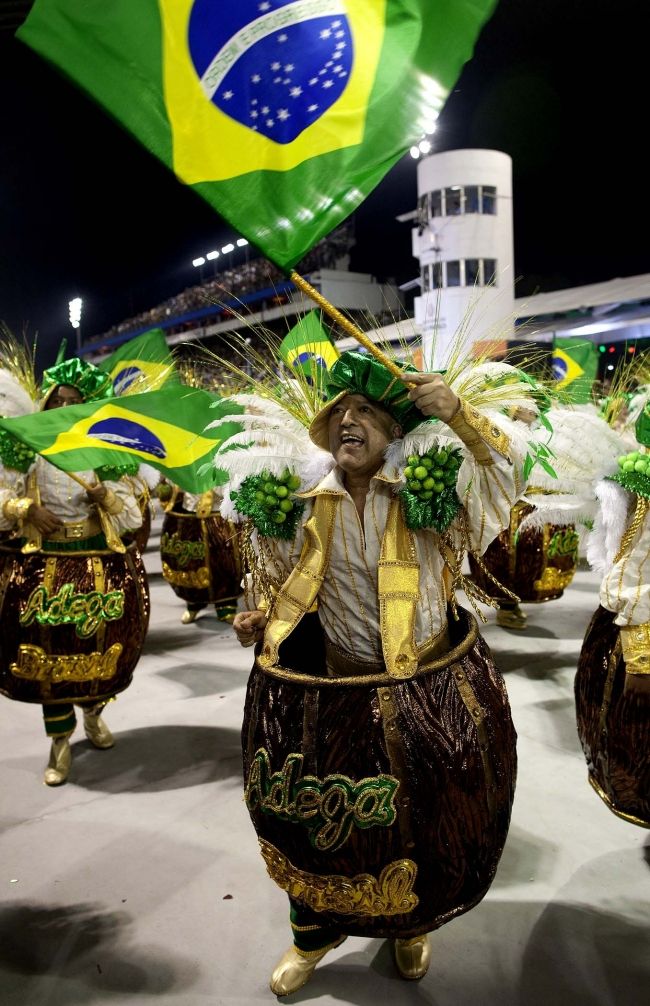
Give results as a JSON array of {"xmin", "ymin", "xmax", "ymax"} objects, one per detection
[
  {"xmin": 409, "ymin": 145, "xmax": 420, "ymax": 159},
  {"xmin": 68, "ymin": 297, "xmax": 82, "ymax": 328},
  {"xmin": 192, "ymin": 257, "xmax": 206, "ymax": 267},
  {"xmin": 221, "ymin": 243, "xmax": 235, "ymax": 254},
  {"xmin": 68, "ymin": 296, "xmax": 83, "ymax": 353},
  {"xmin": 418, "ymin": 138, "xmax": 432, "ymax": 155},
  {"xmin": 236, "ymin": 238, "xmax": 248, "ymax": 247},
  {"xmin": 206, "ymin": 250, "xmax": 219, "ymax": 261}
]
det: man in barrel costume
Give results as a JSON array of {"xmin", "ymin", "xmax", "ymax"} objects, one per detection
[
  {"xmin": 0, "ymin": 358, "xmax": 147, "ymax": 786},
  {"xmin": 232, "ymin": 352, "xmax": 524, "ymax": 995}
]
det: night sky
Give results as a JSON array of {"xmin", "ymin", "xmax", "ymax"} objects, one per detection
[{"xmin": 0, "ymin": 0, "xmax": 648, "ymax": 367}]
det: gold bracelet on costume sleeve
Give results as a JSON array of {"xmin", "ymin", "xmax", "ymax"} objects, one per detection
[
  {"xmin": 446, "ymin": 399, "xmax": 511, "ymax": 466},
  {"xmin": 3, "ymin": 496, "xmax": 33, "ymax": 521}
]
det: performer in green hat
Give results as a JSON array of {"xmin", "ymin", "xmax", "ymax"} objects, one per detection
[
  {"xmin": 218, "ymin": 348, "xmax": 535, "ymax": 995},
  {"xmin": 575, "ymin": 401, "xmax": 650, "ymax": 826},
  {"xmin": 0, "ymin": 351, "xmax": 148, "ymax": 786}
]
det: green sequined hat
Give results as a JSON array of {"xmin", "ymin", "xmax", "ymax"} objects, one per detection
[
  {"xmin": 40, "ymin": 357, "xmax": 114, "ymax": 407},
  {"xmin": 636, "ymin": 402, "xmax": 650, "ymax": 447},
  {"xmin": 309, "ymin": 351, "xmax": 422, "ymax": 450}
]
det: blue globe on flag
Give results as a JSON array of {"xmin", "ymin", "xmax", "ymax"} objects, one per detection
[
  {"xmin": 188, "ymin": 0, "xmax": 353, "ymax": 144},
  {"xmin": 88, "ymin": 419, "xmax": 167, "ymax": 459}
]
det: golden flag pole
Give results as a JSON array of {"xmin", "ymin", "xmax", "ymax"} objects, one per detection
[{"xmin": 289, "ymin": 271, "xmax": 408, "ymax": 381}]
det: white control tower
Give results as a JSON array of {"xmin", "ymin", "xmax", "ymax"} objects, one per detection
[{"xmin": 412, "ymin": 149, "xmax": 515, "ymax": 367}]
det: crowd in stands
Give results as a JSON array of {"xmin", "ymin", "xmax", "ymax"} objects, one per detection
[{"xmin": 88, "ymin": 222, "xmax": 356, "ymax": 347}]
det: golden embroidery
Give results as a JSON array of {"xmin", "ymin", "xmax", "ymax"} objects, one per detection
[
  {"xmin": 533, "ymin": 567, "xmax": 576, "ymax": 594},
  {"xmin": 10, "ymin": 642, "xmax": 123, "ymax": 682},
  {"xmin": 447, "ymin": 400, "xmax": 511, "ymax": 464},
  {"xmin": 620, "ymin": 623, "xmax": 650, "ymax": 675},
  {"xmin": 378, "ymin": 499, "xmax": 420, "ymax": 679},
  {"xmin": 259, "ymin": 838, "xmax": 419, "ymax": 916},
  {"xmin": 161, "ymin": 561, "xmax": 210, "ymax": 589}
]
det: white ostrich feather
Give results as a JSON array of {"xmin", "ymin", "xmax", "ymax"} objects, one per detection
[
  {"xmin": 526, "ymin": 408, "xmax": 625, "ymax": 493},
  {"xmin": 300, "ymin": 449, "xmax": 336, "ymax": 489},
  {"xmin": 136, "ymin": 463, "xmax": 161, "ymax": 490},
  {"xmin": 0, "ymin": 369, "xmax": 38, "ymax": 418},
  {"xmin": 586, "ymin": 478, "xmax": 630, "ymax": 574},
  {"xmin": 518, "ymin": 494, "xmax": 597, "ymax": 534}
]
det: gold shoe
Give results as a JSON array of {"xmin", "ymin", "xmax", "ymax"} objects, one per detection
[
  {"xmin": 181, "ymin": 608, "xmax": 199, "ymax": 624},
  {"xmin": 44, "ymin": 734, "xmax": 72, "ymax": 786},
  {"xmin": 496, "ymin": 606, "xmax": 527, "ymax": 630},
  {"xmin": 269, "ymin": 937, "xmax": 346, "ymax": 996},
  {"xmin": 393, "ymin": 934, "xmax": 431, "ymax": 980},
  {"xmin": 82, "ymin": 705, "xmax": 114, "ymax": 749}
]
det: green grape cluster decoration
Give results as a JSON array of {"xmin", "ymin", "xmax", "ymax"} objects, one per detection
[
  {"xmin": 0, "ymin": 429, "xmax": 36, "ymax": 473},
  {"xmin": 608, "ymin": 449, "xmax": 650, "ymax": 499},
  {"xmin": 96, "ymin": 459, "xmax": 140, "ymax": 481},
  {"xmin": 399, "ymin": 445, "xmax": 463, "ymax": 531},
  {"xmin": 232, "ymin": 469, "xmax": 304, "ymax": 539}
]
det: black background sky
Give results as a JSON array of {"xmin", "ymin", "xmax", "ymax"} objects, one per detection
[{"xmin": 0, "ymin": 0, "xmax": 648, "ymax": 366}]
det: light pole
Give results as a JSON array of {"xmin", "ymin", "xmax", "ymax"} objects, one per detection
[{"xmin": 68, "ymin": 297, "xmax": 83, "ymax": 354}]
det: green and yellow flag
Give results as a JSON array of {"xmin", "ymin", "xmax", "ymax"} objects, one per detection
[
  {"xmin": 97, "ymin": 329, "xmax": 177, "ymax": 396},
  {"xmin": 278, "ymin": 311, "xmax": 339, "ymax": 384},
  {"xmin": 551, "ymin": 337, "xmax": 599, "ymax": 403},
  {"xmin": 0, "ymin": 385, "xmax": 243, "ymax": 493},
  {"xmin": 17, "ymin": 0, "xmax": 497, "ymax": 270}
]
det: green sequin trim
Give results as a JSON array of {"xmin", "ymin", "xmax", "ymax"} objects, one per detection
[
  {"xmin": 20, "ymin": 582, "xmax": 125, "ymax": 638},
  {"xmin": 0, "ymin": 428, "xmax": 35, "ymax": 473},
  {"xmin": 245, "ymin": 749, "xmax": 399, "ymax": 852},
  {"xmin": 607, "ymin": 471, "xmax": 650, "ymax": 500}
]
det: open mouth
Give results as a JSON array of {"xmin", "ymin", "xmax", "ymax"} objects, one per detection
[{"xmin": 340, "ymin": 433, "xmax": 365, "ymax": 447}]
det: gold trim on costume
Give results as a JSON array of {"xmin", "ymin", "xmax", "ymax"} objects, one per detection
[
  {"xmin": 258, "ymin": 495, "xmax": 339, "ymax": 670},
  {"xmin": 258, "ymin": 612, "xmax": 479, "ymax": 687},
  {"xmin": 446, "ymin": 400, "xmax": 511, "ymax": 465},
  {"xmin": 378, "ymin": 498, "xmax": 420, "ymax": 679},
  {"xmin": 10, "ymin": 642, "xmax": 123, "ymax": 682},
  {"xmin": 614, "ymin": 496, "xmax": 650, "ymax": 565},
  {"xmin": 259, "ymin": 839, "xmax": 419, "ymax": 916},
  {"xmin": 450, "ymin": 661, "xmax": 496, "ymax": 818},
  {"xmin": 533, "ymin": 566, "xmax": 576, "ymax": 594},
  {"xmin": 620, "ymin": 623, "xmax": 650, "ymax": 675},
  {"xmin": 3, "ymin": 496, "xmax": 32, "ymax": 520},
  {"xmin": 161, "ymin": 561, "xmax": 210, "ymax": 589},
  {"xmin": 588, "ymin": 774, "xmax": 650, "ymax": 829}
]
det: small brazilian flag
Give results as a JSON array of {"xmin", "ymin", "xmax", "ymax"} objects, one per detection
[
  {"xmin": 278, "ymin": 311, "xmax": 339, "ymax": 385},
  {"xmin": 551, "ymin": 337, "xmax": 599, "ymax": 403},
  {"xmin": 0, "ymin": 385, "xmax": 243, "ymax": 493},
  {"xmin": 97, "ymin": 329, "xmax": 177, "ymax": 396},
  {"xmin": 17, "ymin": 0, "xmax": 497, "ymax": 271}
]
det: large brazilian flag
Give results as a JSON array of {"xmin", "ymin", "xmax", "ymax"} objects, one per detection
[
  {"xmin": 0, "ymin": 385, "xmax": 243, "ymax": 493},
  {"xmin": 17, "ymin": 0, "xmax": 497, "ymax": 270}
]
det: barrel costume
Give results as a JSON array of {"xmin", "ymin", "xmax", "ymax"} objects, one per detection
[
  {"xmin": 469, "ymin": 405, "xmax": 624, "ymax": 630},
  {"xmin": 0, "ymin": 358, "xmax": 148, "ymax": 785},
  {"xmin": 576, "ymin": 406, "xmax": 650, "ymax": 827},
  {"xmin": 160, "ymin": 486, "xmax": 242, "ymax": 624},
  {"xmin": 217, "ymin": 352, "xmax": 534, "ymax": 990}
]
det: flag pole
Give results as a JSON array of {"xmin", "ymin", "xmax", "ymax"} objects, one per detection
[
  {"xmin": 289, "ymin": 271, "xmax": 408, "ymax": 381},
  {"xmin": 65, "ymin": 470, "xmax": 95, "ymax": 493}
]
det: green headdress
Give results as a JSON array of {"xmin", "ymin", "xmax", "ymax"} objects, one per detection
[
  {"xmin": 309, "ymin": 351, "xmax": 422, "ymax": 450},
  {"xmin": 40, "ymin": 357, "xmax": 113, "ymax": 407}
]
